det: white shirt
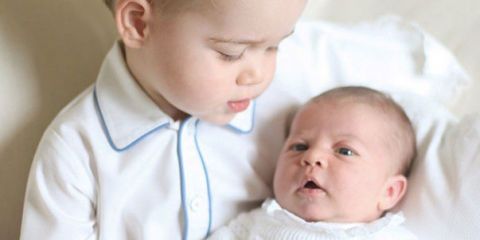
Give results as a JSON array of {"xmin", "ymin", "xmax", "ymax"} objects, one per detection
[
  {"xmin": 19, "ymin": 41, "xmax": 298, "ymax": 240},
  {"xmin": 208, "ymin": 199, "xmax": 417, "ymax": 240}
]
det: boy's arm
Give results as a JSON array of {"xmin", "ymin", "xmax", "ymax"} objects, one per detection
[{"xmin": 20, "ymin": 128, "xmax": 97, "ymax": 240}]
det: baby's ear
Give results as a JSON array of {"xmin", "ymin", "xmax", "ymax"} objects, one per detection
[
  {"xmin": 115, "ymin": 0, "xmax": 152, "ymax": 48},
  {"xmin": 377, "ymin": 175, "xmax": 408, "ymax": 211}
]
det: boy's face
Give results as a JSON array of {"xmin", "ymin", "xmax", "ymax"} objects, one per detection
[
  {"xmin": 134, "ymin": 0, "xmax": 306, "ymax": 124},
  {"xmin": 273, "ymin": 99, "xmax": 401, "ymax": 223}
]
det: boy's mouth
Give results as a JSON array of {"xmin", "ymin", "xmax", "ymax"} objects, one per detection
[{"xmin": 227, "ymin": 99, "xmax": 250, "ymax": 113}]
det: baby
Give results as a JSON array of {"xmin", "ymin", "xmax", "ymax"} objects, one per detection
[{"xmin": 209, "ymin": 86, "xmax": 417, "ymax": 239}]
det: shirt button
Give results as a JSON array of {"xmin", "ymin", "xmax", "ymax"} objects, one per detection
[{"xmin": 190, "ymin": 196, "xmax": 203, "ymax": 212}]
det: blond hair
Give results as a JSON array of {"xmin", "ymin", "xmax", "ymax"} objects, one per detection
[
  {"xmin": 310, "ymin": 86, "xmax": 416, "ymax": 177},
  {"xmin": 103, "ymin": 0, "xmax": 116, "ymax": 12},
  {"xmin": 102, "ymin": 0, "xmax": 202, "ymax": 14}
]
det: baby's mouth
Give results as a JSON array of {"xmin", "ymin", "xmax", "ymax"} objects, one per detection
[
  {"xmin": 304, "ymin": 180, "xmax": 320, "ymax": 189},
  {"xmin": 300, "ymin": 179, "xmax": 327, "ymax": 195}
]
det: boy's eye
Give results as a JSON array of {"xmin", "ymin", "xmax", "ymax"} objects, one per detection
[
  {"xmin": 291, "ymin": 143, "xmax": 308, "ymax": 152},
  {"xmin": 218, "ymin": 52, "xmax": 243, "ymax": 62},
  {"xmin": 266, "ymin": 46, "xmax": 279, "ymax": 53},
  {"xmin": 336, "ymin": 147, "xmax": 354, "ymax": 156}
]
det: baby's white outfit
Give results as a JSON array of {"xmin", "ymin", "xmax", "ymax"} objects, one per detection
[{"xmin": 208, "ymin": 199, "xmax": 417, "ymax": 240}]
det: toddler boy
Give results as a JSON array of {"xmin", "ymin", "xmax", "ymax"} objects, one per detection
[{"xmin": 20, "ymin": 0, "xmax": 306, "ymax": 239}]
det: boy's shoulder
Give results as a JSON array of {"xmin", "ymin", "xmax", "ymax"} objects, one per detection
[
  {"xmin": 37, "ymin": 85, "xmax": 102, "ymax": 160},
  {"xmin": 47, "ymin": 85, "xmax": 98, "ymax": 134},
  {"xmin": 44, "ymin": 41, "xmax": 138, "ymax": 148}
]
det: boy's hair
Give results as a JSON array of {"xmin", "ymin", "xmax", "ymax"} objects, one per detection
[
  {"xmin": 103, "ymin": 0, "xmax": 115, "ymax": 12},
  {"xmin": 310, "ymin": 86, "xmax": 417, "ymax": 177},
  {"xmin": 103, "ymin": 0, "xmax": 199, "ymax": 14}
]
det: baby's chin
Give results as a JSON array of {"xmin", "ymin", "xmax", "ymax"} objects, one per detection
[
  {"xmin": 277, "ymin": 200, "xmax": 331, "ymax": 222},
  {"xmin": 294, "ymin": 211, "xmax": 381, "ymax": 223},
  {"xmin": 286, "ymin": 204, "xmax": 382, "ymax": 223},
  {"xmin": 294, "ymin": 211, "xmax": 362, "ymax": 223},
  {"xmin": 292, "ymin": 209, "xmax": 331, "ymax": 223}
]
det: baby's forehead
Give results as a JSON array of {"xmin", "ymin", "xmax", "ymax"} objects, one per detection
[
  {"xmin": 292, "ymin": 101, "xmax": 393, "ymax": 141},
  {"xmin": 301, "ymin": 97, "xmax": 387, "ymax": 118},
  {"xmin": 295, "ymin": 99, "xmax": 403, "ymax": 145}
]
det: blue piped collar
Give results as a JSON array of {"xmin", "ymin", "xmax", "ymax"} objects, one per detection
[{"xmin": 94, "ymin": 41, "xmax": 255, "ymax": 151}]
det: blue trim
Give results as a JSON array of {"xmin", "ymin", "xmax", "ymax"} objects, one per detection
[
  {"xmin": 226, "ymin": 100, "xmax": 256, "ymax": 134},
  {"xmin": 194, "ymin": 120, "xmax": 213, "ymax": 238},
  {"xmin": 177, "ymin": 119, "xmax": 190, "ymax": 240},
  {"xmin": 93, "ymin": 87, "xmax": 169, "ymax": 152}
]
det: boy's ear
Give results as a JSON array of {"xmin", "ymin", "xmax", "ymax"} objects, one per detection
[
  {"xmin": 115, "ymin": 0, "xmax": 152, "ymax": 48},
  {"xmin": 377, "ymin": 175, "xmax": 408, "ymax": 211}
]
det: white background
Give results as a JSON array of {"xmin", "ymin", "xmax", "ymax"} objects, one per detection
[{"xmin": 0, "ymin": 0, "xmax": 478, "ymax": 238}]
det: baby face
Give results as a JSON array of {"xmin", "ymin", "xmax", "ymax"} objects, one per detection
[
  {"xmin": 273, "ymin": 99, "xmax": 402, "ymax": 223},
  {"xmin": 136, "ymin": 0, "xmax": 306, "ymax": 124}
]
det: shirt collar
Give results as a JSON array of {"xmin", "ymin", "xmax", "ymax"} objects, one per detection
[{"xmin": 94, "ymin": 41, "xmax": 255, "ymax": 151}]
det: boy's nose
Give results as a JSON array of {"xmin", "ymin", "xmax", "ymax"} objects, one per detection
[{"xmin": 237, "ymin": 66, "xmax": 264, "ymax": 86}]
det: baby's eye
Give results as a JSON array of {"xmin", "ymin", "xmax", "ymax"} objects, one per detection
[
  {"xmin": 291, "ymin": 143, "xmax": 308, "ymax": 152},
  {"xmin": 218, "ymin": 52, "xmax": 243, "ymax": 62},
  {"xmin": 336, "ymin": 147, "xmax": 354, "ymax": 156}
]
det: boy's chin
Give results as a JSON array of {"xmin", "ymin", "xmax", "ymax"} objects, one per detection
[{"xmin": 198, "ymin": 113, "xmax": 236, "ymax": 125}]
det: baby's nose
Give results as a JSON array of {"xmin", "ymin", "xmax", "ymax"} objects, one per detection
[{"xmin": 301, "ymin": 153, "xmax": 328, "ymax": 168}]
